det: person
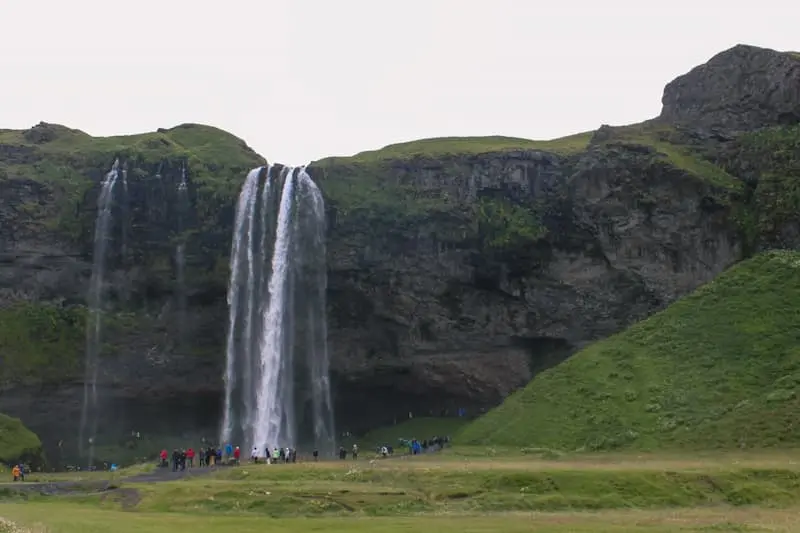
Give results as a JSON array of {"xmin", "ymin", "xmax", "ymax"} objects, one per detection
[
  {"xmin": 11, "ymin": 465, "xmax": 20, "ymax": 482},
  {"xmin": 187, "ymin": 448, "xmax": 195, "ymax": 468},
  {"xmin": 224, "ymin": 443, "xmax": 233, "ymax": 463},
  {"xmin": 233, "ymin": 446, "xmax": 241, "ymax": 465},
  {"xmin": 313, "ymin": 449, "xmax": 319, "ymax": 462},
  {"xmin": 352, "ymin": 443, "xmax": 359, "ymax": 460},
  {"xmin": 251, "ymin": 446, "xmax": 259, "ymax": 463},
  {"xmin": 159, "ymin": 449, "xmax": 168, "ymax": 468}
]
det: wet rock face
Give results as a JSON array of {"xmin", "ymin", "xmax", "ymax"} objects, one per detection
[{"xmin": 660, "ymin": 44, "xmax": 800, "ymax": 130}]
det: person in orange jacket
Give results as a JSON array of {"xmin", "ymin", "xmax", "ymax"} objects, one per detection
[{"xmin": 11, "ymin": 465, "xmax": 20, "ymax": 482}]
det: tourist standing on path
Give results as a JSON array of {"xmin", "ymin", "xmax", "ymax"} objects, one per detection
[{"xmin": 233, "ymin": 446, "xmax": 241, "ymax": 465}]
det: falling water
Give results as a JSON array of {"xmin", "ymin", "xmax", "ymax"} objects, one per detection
[
  {"xmin": 221, "ymin": 167, "xmax": 263, "ymax": 445},
  {"xmin": 120, "ymin": 164, "xmax": 129, "ymax": 263},
  {"xmin": 175, "ymin": 164, "xmax": 189, "ymax": 343},
  {"xmin": 79, "ymin": 159, "xmax": 120, "ymax": 466},
  {"xmin": 221, "ymin": 165, "xmax": 335, "ymax": 454}
]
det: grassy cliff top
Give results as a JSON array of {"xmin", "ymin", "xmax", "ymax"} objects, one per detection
[
  {"xmin": 0, "ymin": 122, "xmax": 264, "ymax": 171},
  {"xmin": 458, "ymin": 250, "xmax": 800, "ymax": 451},
  {"xmin": 0, "ymin": 122, "xmax": 266, "ymax": 241},
  {"xmin": 0, "ymin": 413, "xmax": 43, "ymax": 465},
  {"xmin": 318, "ymin": 132, "xmax": 594, "ymax": 165}
]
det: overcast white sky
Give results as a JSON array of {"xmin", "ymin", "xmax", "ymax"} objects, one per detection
[{"xmin": 1, "ymin": 0, "xmax": 796, "ymax": 165}]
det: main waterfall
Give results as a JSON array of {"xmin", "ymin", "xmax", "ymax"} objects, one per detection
[{"xmin": 220, "ymin": 165, "xmax": 335, "ymax": 455}]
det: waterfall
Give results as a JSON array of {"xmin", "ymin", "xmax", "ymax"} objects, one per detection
[
  {"xmin": 120, "ymin": 164, "xmax": 129, "ymax": 263},
  {"xmin": 79, "ymin": 159, "xmax": 120, "ymax": 466},
  {"xmin": 221, "ymin": 165, "xmax": 335, "ymax": 455},
  {"xmin": 176, "ymin": 163, "xmax": 189, "ymax": 344}
]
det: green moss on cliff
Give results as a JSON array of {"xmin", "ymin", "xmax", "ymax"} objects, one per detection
[
  {"xmin": 0, "ymin": 303, "xmax": 143, "ymax": 383},
  {"xmin": 595, "ymin": 122, "xmax": 741, "ymax": 190},
  {"xmin": 0, "ymin": 413, "xmax": 44, "ymax": 466},
  {"xmin": 731, "ymin": 125, "xmax": 800, "ymax": 248},
  {"xmin": 0, "ymin": 303, "xmax": 86, "ymax": 382},
  {"xmin": 477, "ymin": 197, "xmax": 547, "ymax": 248},
  {"xmin": 458, "ymin": 251, "xmax": 800, "ymax": 451}
]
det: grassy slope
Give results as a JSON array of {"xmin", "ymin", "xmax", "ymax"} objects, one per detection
[
  {"xmin": 459, "ymin": 250, "xmax": 800, "ymax": 451},
  {"xmin": 0, "ymin": 414, "xmax": 43, "ymax": 465}
]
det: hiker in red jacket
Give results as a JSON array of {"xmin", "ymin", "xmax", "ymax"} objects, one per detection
[
  {"xmin": 159, "ymin": 449, "xmax": 168, "ymax": 468},
  {"xmin": 233, "ymin": 446, "xmax": 241, "ymax": 465},
  {"xmin": 187, "ymin": 448, "xmax": 195, "ymax": 468}
]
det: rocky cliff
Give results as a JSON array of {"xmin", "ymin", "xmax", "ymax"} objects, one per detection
[{"xmin": 0, "ymin": 44, "xmax": 798, "ymax": 464}]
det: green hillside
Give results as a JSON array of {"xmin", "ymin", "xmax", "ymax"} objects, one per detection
[
  {"xmin": 458, "ymin": 251, "xmax": 800, "ymax": 451},
  {"xmin": 0, "ymin": 413, "xmax": 44, "ymax": 466}
]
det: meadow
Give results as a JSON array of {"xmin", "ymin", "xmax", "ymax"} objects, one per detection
[{"xmin": 2, "ymin": 448, "xmax": 800, "ymax": 532}]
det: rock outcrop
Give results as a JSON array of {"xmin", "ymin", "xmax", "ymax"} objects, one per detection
[
  {"xmin": 660, "ymin": 44, "xmax": 800, "ymax": 130},
  {"xmin": 0, "ymin": 44, "xmax": 798, "ymax": 464}
]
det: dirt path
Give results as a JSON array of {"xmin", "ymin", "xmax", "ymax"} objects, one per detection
[{"xmin": 0, "ymin": 464, "xmax": 225, "ymax": 498}]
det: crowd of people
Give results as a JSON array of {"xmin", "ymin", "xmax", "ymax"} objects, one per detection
[
  {"xmin": 157, "ymin": 435, "xmax": 451, "ymax": 471},
  {"xmin": 159, "ymin": 443, "xmax": 304, "ymax": 471}
]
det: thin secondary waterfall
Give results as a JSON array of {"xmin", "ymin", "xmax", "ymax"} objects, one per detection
[
  {"xmin": 176, "ymin": 164, "xmax": 189, "ymax": 343},
  {"xmin": 79, "ymin": 159, "xmax": 120, "ymax": 466},
  {"xmin": 221, "ymin": 165, "xmax": 335, "ymax": 454}
]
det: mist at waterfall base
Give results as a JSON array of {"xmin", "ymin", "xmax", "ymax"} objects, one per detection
[{"xmin": 221, "ymin": 165, "xmax": 335, "ymax": 456}]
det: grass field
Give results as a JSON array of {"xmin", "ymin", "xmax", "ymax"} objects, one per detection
[{"xmin": 3, "ymin": 450, "xmax": 800, "ymax": 531}]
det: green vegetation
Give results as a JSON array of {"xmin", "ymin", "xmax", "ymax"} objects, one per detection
[
  {"xmin": 0, "ymin": 303, "xmax": 148, "ymax": 383},
  {"xmin": 592, "ymin": 122, "xmax": 741, "ymax": 190},
  {"xmin": 477, "ymin": 197, "xmax": 547, "ymax": 248},
  {"xmin": 324, "ymin": 133, "xmax": 593, "ymax": 166},
  {"xmin": 459, "ymin": 250, "xmax": 800, "ymax": 451},
  {"xmin": 0, "ymin": 122, "xmax": 264, "ymax": 241},
  {"xmin": 0, "ymin": 303, "xmax": 85, "ymax": 382},
  {"xmin": 4, "ymin": 453, "xmax": 800, "ymax": 531},
  {"xmin": 0, "ymin": 414, "xmax": 43, "ymax": 466},
  {"xmin": 729, "ymin": 125, "xmax": 800, "ymax": 249}
]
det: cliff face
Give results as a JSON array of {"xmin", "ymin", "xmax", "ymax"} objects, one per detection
[
  {"xmin": 0, "ymin": 44, "xmax": 798, "ymax": 464},
  {"xmin": 661, "ymin": 44, "xmax": 800, "ymax": 130}
]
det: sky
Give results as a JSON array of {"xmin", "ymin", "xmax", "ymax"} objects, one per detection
[{"xmin": 1, "ymin": 0, "xmax": 797, "ymax": 165}]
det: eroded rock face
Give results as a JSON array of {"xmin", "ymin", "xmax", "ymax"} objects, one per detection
[{"xmin": 660, "ymin": 44, "xmax": 800, "ymax": 130}]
